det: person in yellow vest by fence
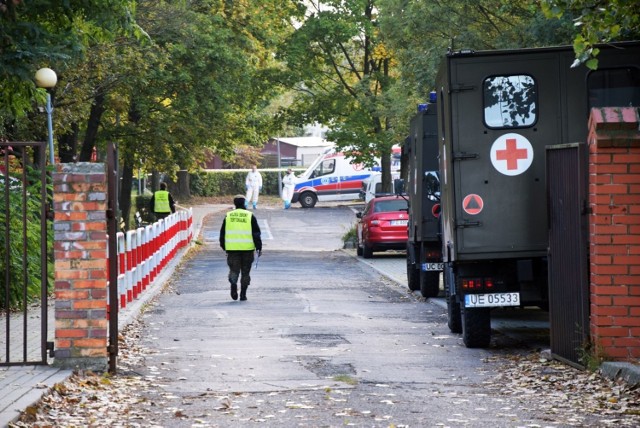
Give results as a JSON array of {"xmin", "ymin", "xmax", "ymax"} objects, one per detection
[
  {"xmin": 219, "ymin": 195, "xmax": 262, "ymax": 301},
  {"xmin": 149, "ymin": 182, "xmax": 176, "ymax": 220}
]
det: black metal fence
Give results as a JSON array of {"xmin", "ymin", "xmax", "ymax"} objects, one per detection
[{"xmin": 0, "ymin": 141, "xmax": 52, "ymax": 365}]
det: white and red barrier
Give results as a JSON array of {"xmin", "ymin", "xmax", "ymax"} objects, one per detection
[{"xmin": 109, "ymin": 208, "xmax": 194, "ymax": 311}]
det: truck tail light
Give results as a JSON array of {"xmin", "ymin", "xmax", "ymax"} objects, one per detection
[
  {"xmin": 462, "ymin": 278, "xmax": 481, "ymax": 289},
  {"xmin": 461, "ymin": 277, "xmax": 492, "ymax": 291},
  {"xmin": 425, "ymin": 249, "xmax": 440, "ymax": 258}
]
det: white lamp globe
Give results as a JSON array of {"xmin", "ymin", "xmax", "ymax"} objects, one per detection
[{"xmin": 35, "ymin": 68, "xmax": 57, "ymax": 89}]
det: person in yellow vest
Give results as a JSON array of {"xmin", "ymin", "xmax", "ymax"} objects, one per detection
[
  {"xmin": 149, "ymin": 182, "xmax": 176, "ymax": 220},
  {"xmin": 219, "ymin": 194, "xmax": 262, "ymax": 301}
]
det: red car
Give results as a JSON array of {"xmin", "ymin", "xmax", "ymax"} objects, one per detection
[{"xmin": 356, "ymin": 195, "xmax": 409, "ymax": 258}]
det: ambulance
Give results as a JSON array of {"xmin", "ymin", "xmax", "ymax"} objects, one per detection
[
  {"xmin": 360, "ymin": 170, "xmax": 402, "ymax": 204},
  {"xmin": 291, "ymin": 148, "xmax": 379, "ymax": 208}
]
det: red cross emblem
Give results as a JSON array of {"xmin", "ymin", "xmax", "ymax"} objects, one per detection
[
  {"xmin": 490, "ymin": 133, "xmax": 534, "ymax": 176},
  {"xmin": 495, "ymin": 138, "xmax": 528, "ymax": 170}
]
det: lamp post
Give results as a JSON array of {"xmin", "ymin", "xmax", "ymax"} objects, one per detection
[
  {"xmin": 35, "ymin": 68, "xmax": 57, "ymax": 165},
  {"xmin": 276, "ymin": 137, "xmax": 282, "ymax": 198}
]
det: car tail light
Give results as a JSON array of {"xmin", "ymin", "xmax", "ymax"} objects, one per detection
[
  {"xmin": 485, "ymin": 278, "xmax": 494, "ymax": 289},
  {"xmin": 370, "ymin": 219, "xmax": 381, "ymax": 225}
]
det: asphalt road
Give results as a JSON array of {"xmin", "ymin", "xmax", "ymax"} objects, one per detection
[{"xmin": 124, "ymin": 204, "xmax": 573, "ymax": 427}]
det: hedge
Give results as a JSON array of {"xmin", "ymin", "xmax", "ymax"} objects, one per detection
[{"xmin": 189, "ymin": 169, "xmax": 305, "ymax": 197}]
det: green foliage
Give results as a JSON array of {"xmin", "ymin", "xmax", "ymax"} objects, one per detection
[
  {"xmin": 377, "ymin": 0, "xmax": 576, "ymax": 140},
  {"xmin": 190, "ymin": 171, "xmax": 246, "ymax": 197},
  {"xmin": 279, "ymin": 0, "xmax": 398, "ymax": 189},
  {"xmin": 341, "ymin": 224, "xmax": 357, "ymax": 245},
  {"xmin": 333, "ymin": 374, "xmax": 358, "ymax": 385},
  {"xmin": 541, "ymin": 0, "xmax": 640, "ymax": 69},
  {"xmin": 189, "ymin": 170, "xmax": 300, "ymax": 197},
  {"xmin": 578, "ymin": 340, "xmax": 609, "ymax": 372},
  {"xmin": 0, "ymin": 0, "xmax": 136, "ymax": 118},
  {"xmin": 0, "ymin": 167, "xmax": 53, "ymax": 310}
]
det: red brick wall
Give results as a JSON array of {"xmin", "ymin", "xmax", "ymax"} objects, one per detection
[
  {"xmin": 52, "ymin": 163, "xmax": 108, "ymax": 369},
  {"xmin": 588, "ymin": 107, "xmax": 640, "ymax": 361}
]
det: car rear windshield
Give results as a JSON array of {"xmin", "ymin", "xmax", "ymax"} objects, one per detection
[{"xmin": 374, "ymin": 199, "xmax": 408, "ymax": 213}]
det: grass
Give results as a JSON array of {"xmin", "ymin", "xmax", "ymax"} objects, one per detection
[{"xmin": 333, "ymin": 374, "xmax": 358, "ymax": 385}]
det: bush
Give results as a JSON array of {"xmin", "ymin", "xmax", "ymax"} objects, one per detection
[
  {"xmin": 135, "ymin": 195, "xmax": 154, "ymax": 224},
  {"xmin": 342, "ymin": 223, "xmax": 357, "ymax": 246},
  {"xmin": 189, "ymin": 169, "xmax": 305, "ymax": 197}
]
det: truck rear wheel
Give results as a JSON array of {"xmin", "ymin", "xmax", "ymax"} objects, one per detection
[
  {"xmin": 406, "ymin": 251, "xmax": 419, "ymax": 291},
  {"xmin": 299, "ymin": 192, "xmax": 317, "ymax": 208},
  {"xmin": 420, "ymin": 271, "xmax": 440, "ymax": 298},
  {"xmin": 461, "ymin": 306, "xmax": 491, "ymax": 348}
]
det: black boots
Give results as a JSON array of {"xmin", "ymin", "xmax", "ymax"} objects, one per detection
[{"xmin": 231, "ymin": 284, "xmax": 247, "ymax": 301}]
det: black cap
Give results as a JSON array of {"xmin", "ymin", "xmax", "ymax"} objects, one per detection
[{"xmin": 233, "ymin": 194, "xmax": 245, "ymax": 208}]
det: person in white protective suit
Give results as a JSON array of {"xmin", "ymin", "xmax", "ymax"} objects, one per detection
[
  {"xmin": 245, "ymin": 165, "xmax": 263, "ymax": 209},
  {"xmin": 281, "ymin": 168, "xmax": 296, "ymax": 209}
]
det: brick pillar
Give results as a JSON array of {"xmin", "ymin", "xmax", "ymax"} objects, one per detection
[
  {"xmin": 52, "ymin": 163, "xmax": 108, "ymax": 370},
  {"xmin": 588, "ymin": 107, "xmax": 640, "ymax": 361}
]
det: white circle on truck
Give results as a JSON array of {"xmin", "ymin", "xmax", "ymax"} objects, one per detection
[{"xmin": 490, "ymin": 133, "xmax": 533, "ymax": 176}]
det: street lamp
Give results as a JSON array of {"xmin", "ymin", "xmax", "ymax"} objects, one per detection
[{"xmin": 35, "ymin": 68, "xmax": 57, "ymax": 165}]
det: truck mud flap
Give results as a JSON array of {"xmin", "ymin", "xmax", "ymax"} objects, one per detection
[
  {"xmin": 406, "ymin": 244, "xmax": 420, "ymax": 291},
  {"xmin": 444, "ymin": 263, "xmax": 462, "ymax": 333},
  {"xmin": 420, "ymin": 270, "xmax": 440, "ymax": 299}
]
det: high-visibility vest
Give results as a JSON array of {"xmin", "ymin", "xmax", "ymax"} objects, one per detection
[
  {"xmin": 154, "ymin": 190, "xmax": 171, "ymax": 213},
  {"xmin": 224, "ymin": 209, "xmax": 255, "ymax": 251}
]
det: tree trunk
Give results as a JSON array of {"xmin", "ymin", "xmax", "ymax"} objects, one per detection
[
  {"xmin": 380, "ymin": 146, "xmax": 391, "ymax": 193},
  {"xmin": 79, "ymin": 93, "xmax": 105, "ymax": 162},
  {"xmin": 400, "ymin": 136, "xmax": 409, "ymax": 183},
  {"xmin": 175, "ymin": 170, "xmax": 190, "ymax": 201},
  {"xmin": 150, "ymin": 171, "xmax": 159, "ymax": 193},
  {"xmin": 58, "ymin": 123, "xmax": 79, "ymax": 163},
  {"xmin": 119, "ymin": 160, "xmax": 134, "ymax": 231}
]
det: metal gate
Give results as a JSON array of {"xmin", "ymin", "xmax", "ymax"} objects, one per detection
[
  {"xmin": 546, "ymin": 143, "xmax": 590, "ymax": 368},
  {"xmin": 106, "ymin": 142, "xmax": 119, "ymax": 373},
  {"xmin": 1, "ymin": 141, "xmax": 53, "ymax": 365}
]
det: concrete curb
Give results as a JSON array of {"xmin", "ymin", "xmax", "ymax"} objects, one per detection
[
  {"xmin": 600, "ymin": 362, "xmax": 640, "ymax": 388},
  {"xmin": 119, "ymin": 204, "xmax": 225, "ymax": 329},
  {"xmin": 0, "ymin": 367, "xmax": 72, "ymax": 427}
]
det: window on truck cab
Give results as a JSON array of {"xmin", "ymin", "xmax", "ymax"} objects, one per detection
[
  {"xmin": 311, "ymin": 158, "xmax": 335, "ymax": 178},
  {"xmin": 483, "ymin": 74, "xmax": 537, "ymax": 128},
  {"xmin": 587, "ymin": 67, "xmax": 640, "ymax": 109}
]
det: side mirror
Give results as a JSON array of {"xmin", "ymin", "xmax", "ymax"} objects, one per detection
[
  {"xmin": 394, "ymin": 178, "xmax": 405, "ymax": 196},
  {"xmin": 424, "ymin": 171, "xmax": 441, "ymax": 202},
  {"xmin": 356, "ymin": 212, "xmax": 362, "ymax": 219}
]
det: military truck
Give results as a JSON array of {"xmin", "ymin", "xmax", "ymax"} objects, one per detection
[
  {"xmin": 436, "ymin": 42, "xmax": 640, "ymax": 348},
  {"xmin": 405, "ymin": 101, "xmax": 443, "ymax": 298}
]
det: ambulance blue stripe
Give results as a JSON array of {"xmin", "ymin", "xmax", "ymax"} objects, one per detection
[{"xmin": 294, "ymin": 173, "xmax": 372, "ymax": 191}]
